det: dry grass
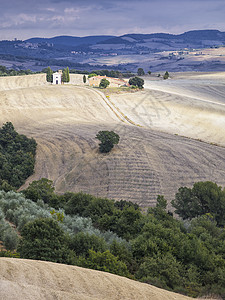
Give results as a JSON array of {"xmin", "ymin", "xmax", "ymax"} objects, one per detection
[
  {"xmin": 0, "ymin": 73, "xmax": 225, "ymax": 208},
  {"xmin": 0, "ymin": 258, "xmax": 194, "ymax": 300}
]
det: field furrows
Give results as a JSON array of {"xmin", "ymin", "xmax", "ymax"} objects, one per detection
[
  {"xmin": 1, "ymin": 75, "xmax": 225, "ymax": 206},
  {"xmin": 110, "ymin": 85, "xmax": 225, "ymax": 147}
]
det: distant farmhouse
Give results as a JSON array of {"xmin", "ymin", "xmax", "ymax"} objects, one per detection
[
  {"xmin": 89, "ymin": 75, "xmax": 129, "ymax": 87},
  {"xmin": 53, "ymin": 70, "xmax": 62, "ymax": 85}
]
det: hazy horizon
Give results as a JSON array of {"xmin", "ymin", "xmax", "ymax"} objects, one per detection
[{"xmin": 0, "ymin": 0, "xmax": 225, "ymax": 40}]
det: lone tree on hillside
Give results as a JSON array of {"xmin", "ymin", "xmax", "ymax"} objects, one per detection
[
  {"xmin": 83, "ymin": 75, "xmax": 87, "ymax": 84},
  {"xmin": 99, "ymin": 78, "xmax": 110, "ymax": 89},
  {"xmin": 129, "ymin": 77, "xmax": 144, "ymax": 89},
  {"xmin": 163, "ymin": 71, "xmax": 169, "ymax": 79},
  {"xmin": 46, "ymin": 66, "xmax": 53, "ymax": 83},
  {"xmin": 96, "ymin": 131, "xmax": 120, "ymax": 153},
  {"xmin": 137, "ymin": 68, "xmax": 145, "ymax": 76}
]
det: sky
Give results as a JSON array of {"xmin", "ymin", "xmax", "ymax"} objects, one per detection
[{"xmin": 0, "ymin": 0, "xmax": 225, "ymax": 40}]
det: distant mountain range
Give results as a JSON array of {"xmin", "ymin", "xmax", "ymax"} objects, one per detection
[
  {"xmin": 25, "ymin": 30, "xmax": 225, "ymax": 48},
  {"xmin": 26, "ymin": 35, "xmax": 115, "ymax": 48},
  {"xmin": 1, "ymin": 29, "xmax": 225, "ymax": 72}
]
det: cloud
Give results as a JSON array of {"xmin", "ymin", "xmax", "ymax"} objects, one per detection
[{"xmin": 0, "ymin": 0, "xmax": 225, "ymax": 39}]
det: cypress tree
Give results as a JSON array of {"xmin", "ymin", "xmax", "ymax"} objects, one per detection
[
  {"xmin": 66, "ymin": 67, "xmax": 70, "ymax": 83},
  {"xmin": 46, "ymin": 67, "xmax": 53, "ymax": 83}
]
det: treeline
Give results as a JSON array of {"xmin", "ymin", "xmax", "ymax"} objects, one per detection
[
  {"xmin": 43, "ymin": 67, "xmax": 135, "ymax": 79},
  {"xmin": 0, "ymin": 64, "xmax": 135, "ymax": 79},
  {"xmin": 0, "ymin": 65, "xmax": 35, "ymax": 77},
  {"xmin": 1, "ymin": 178, "xmax": 225, "ymax": 298},
  {"xmin": 0, "ymin": 122, "xmax": 37, "ymax": 189}
]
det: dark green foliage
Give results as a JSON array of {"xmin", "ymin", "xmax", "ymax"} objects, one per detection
[
  {"xmin": 128, "ymin": 76, "xmax": 144, "ymax": 89},
  {"xmin": 0, "ymin": 65, "xmax": 34, "ymax": 77},
  {"xmin": 0, "ymin": 122, "xmax": 37, "ymax": 189},
  {"xmin": 79, "ymin": 249, "xmax": 129, "ymax": 277},
  {"xmin": 147, "ymin": 71, "xmax": 152, "ymax": 75},
  {"xmin": 99, "ymin": 78, "xmax": 110, "ymax": 88},
  {"xmin": 66, "ymin": 67, "xmax": 70, "ymax": 82},
  {"xmin": 163, "ymin": 71, "xmax": 169, "ymax": 79},
  {"xmin": 46, "ymin": 66, "xmax": 53, "ymax": 82},
  {"xmin": 136, "ymin": 254, "xmax": 183, "ymax": 289},
  {"xmin": 96, "ymin": 130, "xmax": 120, "ymax": 153},
  {"xmin": 18, "ymin": 218, "xmax": 73, "ymax": 264},
  {"xmin": 83, "ymin": 74, "xmax": 86, "ymax": 83},
  {"xmin": 62, "ymin": 67, "xmax": 70, "ymax": 83},
  {"xmin": 88, "ymin": 73, "xmax": 97, "ymax": 78},
  {"xmin": 0, "ymin": 251, "xmax": 20, "ymax": 258},
  {"xmin": 69, "ymin": 232, "xmax": 107, "ymax": 258},
  {"xmin": 172, "ymin": 181, "xmax": 225, "ymax": 226},
  {"xmin": 0, "ymin": 179, "xmax": 15, "ymax": 192},
  {"xmin": 22, "ymin": 178, "xmax": 61, "ymax": 208},
  {"xmin": 137, "ymin": 68, "xmax": 145, "ymax": 76},
  {"xmin": 1, "ymin": 179, "xmax": 225, "ymax": 298}
]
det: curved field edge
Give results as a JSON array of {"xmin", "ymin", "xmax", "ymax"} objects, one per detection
[{"xmin": 0, "ymin": 258, "xmax": 193, "ymax": 300}]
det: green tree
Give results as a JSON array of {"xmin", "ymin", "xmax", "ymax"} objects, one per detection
[
  {"xmin": 128, "ymin": 77, "xmax": 144, "ymax": 89},
  {"xmin": 88, "ymin": 73, "xmax": 97, "ymax": 78},
  {"xmin": 147, "ymin": 71, "xmax": 152, "ymax": 75},
  {"xmin": 99, "ymin": 78, "xmax": 110, "ymax": 88},
  {"xmin": 66, "ymin": 67, "xmax": 70, "ymax": 83},
  {"xmin": 163, "ymin": 71, "xmax": 169, "ymax": 79},
  {"xmin": 46, "ymin": 67, "xmax": 53, "ymax": 83},
  {"xmin": 18, "ymin": 218, "xmax": 73, "ymax": 263},
  {"xmin": 69, "ymin": 232, "xmax": 107, "ymax": 258},
  {"xmin": 137, "ymin": 68, "xmax": 145, "ymax": 76},
  {"xmin": 136, "ymin": 254, "xmax": 183, "ymax": 289},
  {"xmin": 96, "ymin": 131, "xmax": 120, "ymax": 153},
  {"xmin": 0, "ymin": 122, "xmax": 37, "ymax": 189},
  {"xmin": 81, "ymin": 249, "xmax": 129, "ymax": 277},
  {"xmin": 22, "ymin": 178, "xmax": 60, "ymax": 208},
  {"xmin": 172, "ymin": 181, "xmax": 225, "ymax": 226},
  {"xmin": 83, "ymin": 75, "xmax": 86, "ymax": 83}
]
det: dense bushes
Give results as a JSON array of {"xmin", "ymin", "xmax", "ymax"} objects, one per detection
[
  {"xmin": 0, "ymin": 180, "xmax": 225, "ymax": 298},
  {"xmin": 0, "ymin": 122, "xmax": 37, "ymax": 189},
  {"xmin": 172, "ymin": 181, "xmax": 225, "ymax": 227},
  {"xmin": 18, "ymin": 218, "xmax": 73, "ymax": 263}
]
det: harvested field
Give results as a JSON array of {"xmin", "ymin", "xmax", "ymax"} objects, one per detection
[
  {"xmin": 110, "ymin": 72, "xmax": 225, "ymax": 146},
  {"xmin": 0, "ymin": 74, "xmax": 225, "ymax": 207},
  {"xmin": 0, "ymin": 258, "xmax": 194, "ymax": 300}
]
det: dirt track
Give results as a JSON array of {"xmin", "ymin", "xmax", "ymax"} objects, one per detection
[
  {"xmin": 0, "ymin": 74, "xmax": 225, "ymax": 207},
  {"xmin": 0, "ymin": 258, "xmax": 193, "ymax": 300}
]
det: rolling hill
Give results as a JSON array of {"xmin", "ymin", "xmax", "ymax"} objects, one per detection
[
  {"xmin": 0, "ymin": 258, "xmax": 195, "ymax": 300},
  {"xmin": 0, "ymin": 73, "xmax": 225, "ymax": 208}
]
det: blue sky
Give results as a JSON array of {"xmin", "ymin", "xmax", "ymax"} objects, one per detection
[{"xmin": 0, "ymin": 0, "xmax": 225, "ymax": 40}]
